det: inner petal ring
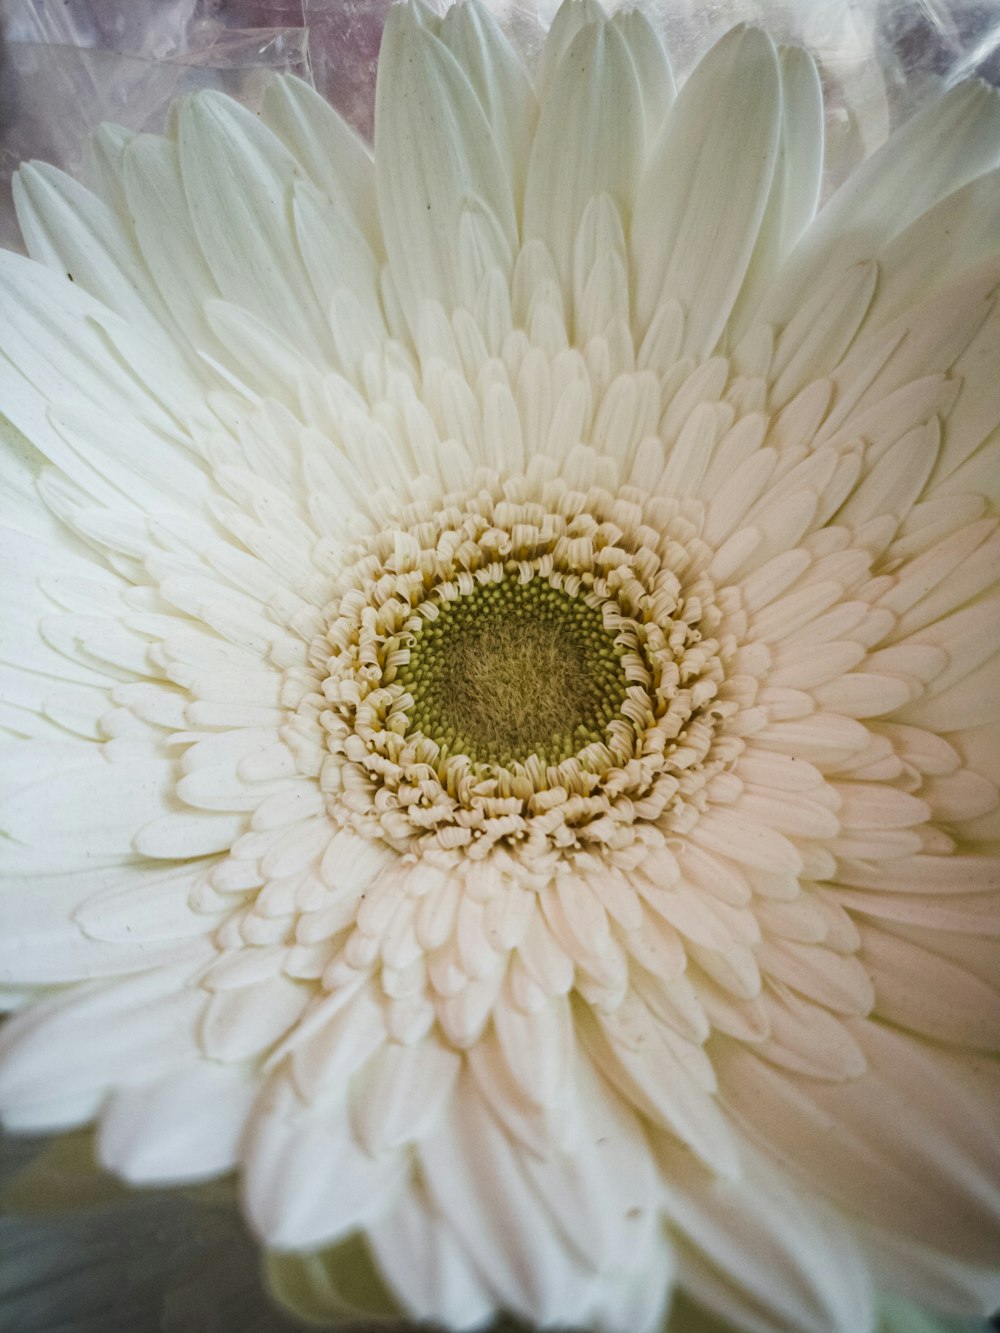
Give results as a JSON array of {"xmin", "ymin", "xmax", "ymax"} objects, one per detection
[{"xmin": 289, "ymin": 469, "xmax": 743, "ymax": 870}]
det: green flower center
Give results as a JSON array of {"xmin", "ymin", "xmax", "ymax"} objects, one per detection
[{"xmin": 395, "ymin": 574, "xmax": 628, "ymax": 768}]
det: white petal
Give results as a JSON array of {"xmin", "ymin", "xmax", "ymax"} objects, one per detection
[
  {"xmin": 0, "ymin": 752, "xmax": 174, "ymax": 857},
  {"xmin": 493, "ymin": 992, "xmax": 574, "ymax": 1110},
  {"xmin": 375, "ymin": 5, "xmax": 516, "ymax": 328},
  {"xmin": 525, "ymin": 17, "xmax": 643, "ymax": 295},
  {"xmin": 861, "ymin": 1223, "xmax": 1000, "ymax": 1318},
  {"xmin": 368, "ymin": 1184, "xmax": 496, "ymax": 1330},
  {"xmin": 632, "ymin": 25, "xmax": 781, "ymax": 355},
  {"xmin": 419, "ymin": 1066, "xmax": 602, "ymax": 1326},
  {"xmin": 519, "ymin": 1054, "xmax": 665, "ymax": 1275},
  {"xmin": 242, "ymin": 1075, "xmax": 405, "ymax": 1250},
  {"xmin": 290, "ymin": 981, "xmax": 388, "ymax": 1102},
  {"xmin": 882, "ymin": 518, "xmax": 1000, "ymax": 638},
  {"xmin": 0, "ymin": 1086, "xmax": 105, "ymax": 1132},
  {"xmin": 0, "ymin": 253, "xmax": 209, "ymax": 492},
  {"xmin": 535, "ymin": 0, "xmax": 606, "ymax": 96},
  {"xmin": 0, "ymin": 962, "xmax": 207, "ymax": 1116},
  {"xmin": 259, "ymin": 73, "xmax": 378, "ymax": 243},
  {"xmin": 97, "ymin": 1061, "xmax": 257, "ymax": 1183},
  {"xmin": 762, "ymin": 79, "xmax": 1000, "ymax": 330},
  {"xmin": 466, "ymin": 1023, "xmax": 570, "ymax": 1158},
  {"xmin": 755, "ymin": 986, "xmax": 867, "ymax": 1080},
  {"xmin": 822, "ymin": 266, "xmax": 994, "ymax": 444},
  {"xmin": 352, "ymin": 1035, "xmax": 460, "ymax": 1154},
  {"xmin": 123, "ymin": 132, "xmax": 222, "ymax": 352},
  {"xmin": 936, "ymin": 288, "xmax": 1000, "ymax": 483},
  {"xmin": 0, "ymin": 916, "xmax": 205, "ymax": 991},
  {"xmin": 13, "ymin": 160, "xmax": 170, "ymax": 342},
  {"xmin": 74, "ymin": 862, "xmax": 220, "ymax": 943},
  {"xmin": 205, "ymin": 298, "xmax": 321, "ymax": 400},
  {"xmin": 690, "ymin": 809, "xmax": 803, "ymax": 875},
  {"xmin": 658, "ymin": 1134, "xmax": 874, "ymax": 1333},
  {"xmin": 834, "ymin": 851, "xmax": 1000, "ymax": 896},
  {"xmin": 868, "ymin": 167, "xmax": 1000, "ymax": 331},
  {"xmin": 200, "ymin": 972, "xmax": 310, "ymax": 1062},
  {"xmin": 726, "ymin": 43, "xmax": 824, "ymax": 344},
  {"xmin": 438, "ymin": 0, "xmax": 536, "ymax": 216},
  {"xmin": 838, "ymin": 419, "xmax": 939, "ymax": 530},
  {"xmin": 134, "ymin": 811, "xmax": 246, "ymax": 859},
  {"xmin": 177, "ymin": 91, "xmax": 329, "ymax": 353},
  {"xmin": 860, "ymin": 923, "xmax": 1000, "ymax": 1050},
  {"xmin": 756, "ymin": 939, "xmax": 874, "ymax": 1016},
  {"xmin": 765, "ymin": 259, "xmax": 876, "ymax": 408},
  {"xmin": 613, "ymin": 9, "xmax": 675, "ymax": 140},
  {"xmin": 292, "ymin": 178, "xmax": 384, "ymax": 378},
  {"xmin": 718, "ymin": 1024, "xmax": 1000, "ymax": 1261},
  {"xmin": 897, "ymin": 598, "xmax": 1000, "ymax": 731},
  {"xmin": 578, "ymin": 992, "xmax": 740, "ymax": 1177}
]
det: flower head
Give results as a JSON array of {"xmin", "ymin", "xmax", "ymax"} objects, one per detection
[{"xmin": 1, "ymin": 1, "xmax": 999, "ymax": 1329}]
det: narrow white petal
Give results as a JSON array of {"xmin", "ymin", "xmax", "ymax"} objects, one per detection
[
  {"xmin": 860, "ymin": 924, "xmax": 1000, "ymax": 1050},
  {"xmin": 206, "ymin": 298, "xmax": 322, "ymax": 400},
  {"xmin": 719, "ymin": 1024, "xmax": 1000, "ymax": 1261},
  {"xmin": 50, "ymin": 400, "xmax": 211, "ymax": 512},
  {"xmin": 578, "ymin": 993, "xmax": 740, "ymax": 1177},
  {"xmin": 519, "ymin": 1056, "xmax": 663, "ymax": 1275},
  {"xmin": 612, "ymin": 9, "xmax": 675, "ymax": 140},
  {"xmin": 726, "ymin": 43, "xmax": 824, "ymax": 344},
  {"xmin": 290, "ymin": 981, "xmax": 388, "ymax": 1102},
  {"xmin": 13, "ymin": 160, "xmax": 170, "ymax": 341},
  {"xmin": 200, "ymin": 973, "xmax": 310, "ymax": 1062},
  {"xmin": 368, "ymin": 1185, "xmax": 496, "ymax": 1330},
  {"xmin": 756, "ymin": 939, "xmax": 875, "ymax": 1016},
  {"xmin": 658, "ymin": 1135, "xmax": 874, "ymax": 1333},
  {"xmin": 868, "ymin": 167, "xmax": 1000, "ymax": 330},
  {"xmin": 765, "ymin": 259, "xmax": 876, "ymax": 407},
  {"xmin": 897, "ymin": 598, "xmax": 1000, "ymax": 730},
  {"xmin": 122, "ymin": 132, "xmax": 222, "ymax": 353},
  {"xmin": 535, "ymin": 0, "xmax": 607, "ymax": 96},
  {"xmin": 632, "ymin": 25, "xmax": 781, "ymax": 355},
  {"xmin": 97, "ymin": 1061, "xmax": 257, "ymax": 1183},
  {"xmin": 420, "ymin": 1067, "xmax": 602, "ymax": 1326},
  {"xmin": 690, "ymin": 809, "xmax": 803, "ymax": 875},
  {"xmin": 243, "ymin": 1075, "xmax": 405, "ymax": 1250},
  {"xmin": 0, "ymin": 253, "xmax": 210, "ymax": 486},
  {"xmin": 822, "ymin": 266, "xmax": 995, "ymax": 443},
  {"xmin": 292, "ymin": 178, "xmax": 385, "ymax": 379},
  {"xmin": 74, "ymin": 863, "xmax": 219, "ymax": 943},
  {"xmin": 259, "ymin": 73, "xmax": 379, "ymax": 243},
  {"xmin": 178, "ymin": 92, "xmax": 333, "ymax": 356},
  {"xmin": 494, "ymin": 992, "xmax": 574, "ymax": 1110},
  {"xmin": 438, "ymin": 0, "xmax": 536, "ymax": 215},
  {"xmin": 375, "ymin": 5, "xmax": 516, "ymax": 328},
  {"xmin": 352, "ymin": 1036, "xmax": 460, "ymax": 1154},
  {"xmin": 756, "ymin": 986, "xmax": 867, "ymax": 1080},
  {"xmin": 524, "ymin": 18, "xmax": 643, "ymax": 295},
  {"xmin": 0, "ymin": 754, "xmax": 174, "ymax": 857},
  {"xmin": 762, "ymin": 79, "xmax": 1000, "ymax": 330},
  {"xmin": 861, "ymin": 1224, "xmax": 1000, "ymax": 1318},
  {"xmin": 134, "ymin": 811, "xmax": 246, "ymax": 860},
  {"xmin": 0, "ymin": 962, "xmax": 207, "ymax": 1115}
]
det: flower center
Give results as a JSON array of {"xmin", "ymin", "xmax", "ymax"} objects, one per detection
[
  {"xmin": 287, "ymin": 470, "xmax": 744, "ymax": 872},
  {"xmin": 395, "ymin": 574, "xmax": 627, "ymax": 769}
]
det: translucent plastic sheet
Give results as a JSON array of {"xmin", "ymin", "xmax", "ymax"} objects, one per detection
[{"xmin": 2, "ymin": 0, "xmax": 1000, "ymax": 248}]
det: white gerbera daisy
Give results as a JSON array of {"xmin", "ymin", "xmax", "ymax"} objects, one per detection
[{"xmin": 1, "ymin": 1, "xmax": 999, "ymax": 1329}]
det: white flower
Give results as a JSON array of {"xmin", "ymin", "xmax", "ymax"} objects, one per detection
[{"xmin": 1, "ymin": 1, "xmax": 999, "ymax": 1329}]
